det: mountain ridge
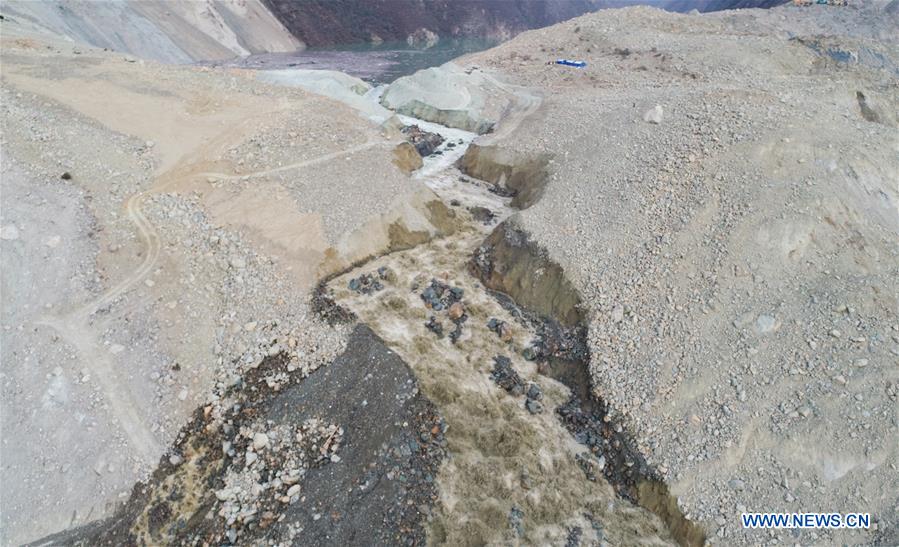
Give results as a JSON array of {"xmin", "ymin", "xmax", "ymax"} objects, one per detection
[{"xmin": 264, "ymin": 0, "xmax": 790, "ymax": 48}]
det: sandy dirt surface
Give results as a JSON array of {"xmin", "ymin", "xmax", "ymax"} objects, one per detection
[
  {"xmin": 3, "ymin": 3, "xmax": 898, "ymax": 546},
  {"xmin": 0, "ymin": 0, "xmax": 302, "ymax": 64},
  {"xmin": 0, "ymin": 27, "xmax": 450, "ymax": 546},
  {"xmin": 433, "ymin": 3, "xmax": 898, "ymax": 544}
]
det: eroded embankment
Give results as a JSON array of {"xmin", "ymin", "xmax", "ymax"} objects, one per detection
[
  {"xmin": 459, "ymin": 143, "xmax": 552, "ymax": 210},
  {"xmin": 317, "ymin": 128, "xmax": 704, "ymax": 543},
  {"xmin": 457, "ymin": 140, "xmax": 703, "ymax": 545},
  {"xmin": 30, "ymin": 326, "xmax": 447, "ymax": 546},
  {"xmin": 468, "ymin": 218, "xmax": 706, "ymax": 547}
]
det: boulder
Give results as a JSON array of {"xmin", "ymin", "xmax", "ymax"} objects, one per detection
[
  {"xmin": 380, "ymin": 62, "xmax": 507, "ymax": 134},
  {"xmin": 402, "ymin": 125, "xmax": 444, "ymax": 156},
  {"xmin": 643, "ymin": 104, "xmax": 664, "ymax": 124}
]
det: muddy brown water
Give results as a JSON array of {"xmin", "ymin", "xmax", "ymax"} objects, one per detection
[{"xmin": 325, "ymin": 145, "xmax": 703, "ymax": 543}]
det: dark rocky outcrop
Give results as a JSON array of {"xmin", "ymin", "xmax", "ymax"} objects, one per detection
[
  {"xmin": 262, "ymin": 1, "xmax": 789, "ymax": 48},
  {"xmin": 402, "ymin": 125, "xmax": 445, "ymax": 157},
  {"xmin": 31, "ymin": 326, "xmax": 447, "ymax": 547},
  {"xmin": 262, "ymin": 0, "xmax": 609, "ymax": 47}
]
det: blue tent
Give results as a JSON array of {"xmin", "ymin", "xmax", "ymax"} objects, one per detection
[{"xmin": 556, "ymin": 59, "xmax": 587, "ymax": 68}]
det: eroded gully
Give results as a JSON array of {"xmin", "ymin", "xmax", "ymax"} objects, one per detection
[{"xmin": 323, "ymin": 100, "xmax": 704, "ymax": 545}]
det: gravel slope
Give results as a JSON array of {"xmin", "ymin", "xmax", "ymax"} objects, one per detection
[
  {"xmin": 450, "ymin": 4, "xmax": 898, "ymax": 544},
  {"xmin": 2, "ymin": 3, "xmax": 897, "ymax": 546},
  {"xmin": 0, "ymin": 0, "xmax": 302, "ymax": 63},
  {"xmin": 0, "ymin": 27, "xmax": 447, "ymax": 545}
]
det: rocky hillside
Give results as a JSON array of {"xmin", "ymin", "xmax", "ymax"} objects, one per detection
[
  {"xmin": 0, "ymin": 19, "xmax": 459, "ymax": 543},
  {"xmin": 379, "ymin": 2, "xmax": 898, "ymax": 544},
  {"xmin": 262, "ymin": 0, "xmax": 603, "ymax": 46},
  {"xmin": 664, "ymin": 0, "xmax": 787, "ymax": 11},
  {"xmin": 0, "ymin": 0, "xmax": 789, "ymax": 62},
  {"xmin": 263, "ymin": 0, "xmax": 788, "ymax": 47},
  {"xmin": 0, "ymin": 0, "xmax": 302, "ymax": 63}
]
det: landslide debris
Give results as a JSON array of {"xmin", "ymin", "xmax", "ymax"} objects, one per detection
[
  {"xmin": 453, "ymin": 3, "xmax": 899, "ymax": 544},
  {"xmin": 6, "ymin": 2, "xmax": 898, "ymax": 546},
  {"xmin": 0, "ymin": 28, "xmax": 455, "ymax": 544},
  {"xmin": 402, "ymin": 124, "xmax": 445, "ymax": 156},
  {"xmin": 32, "ymin": 326, "xmax": 448, "ymax": 547}
]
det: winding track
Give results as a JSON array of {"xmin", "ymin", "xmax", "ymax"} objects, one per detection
[
  {"xmin": 195, "ymin": 140, "xmax": 385, "ymax": 182},
  {"xmin": 36, "ymin": 130, "xmax": 390, "ymax": 464},
  {"xmin": 77, "ymin": 139, "xmax": 388, "ymax": 319},
  {"xmin": 33, "ymin": 67, "xmax": 538, "ymax": 467}
]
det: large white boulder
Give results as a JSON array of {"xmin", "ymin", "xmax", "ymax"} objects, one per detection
[{"xmin": 380, "ymin": 62, "xmax": 511, "ymax": 134}]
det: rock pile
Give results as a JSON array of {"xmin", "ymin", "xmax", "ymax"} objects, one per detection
[
  {"xmin": 490, "ymin": 355, "xmax": 524, "ymax": 395},
  {"xmin": 401, "ymin": 125, "xmax": 444, "ymax": 157},
  {"xmin": 424, "ymin": 316, "xmax": 444, "ymax": 339},
  {"xmin": 490, "ymin": 355, "xmax": 544, "ymax": 414},
  {"xmin": 419, "ymin": 278, "xmax": 463, "ymax": 311},
  {"xmin": 420, "ymin": 278, "xmax": 468, "ymax": 343},
  {"xmin": 347, "ymin": 267, "xmax": 392, "ymax": 295},
  {"xmin": 524, "ymin": 383, "xmax": 543, "ymax": 414},
  {"xmin": 522, "ymin": 320, "xmax": 588, "ymax": 364},
  {"xmin": 557, "ymin": 396, "xmax": 645, "ymax": 501},
  {"xmin": 216, "ymin": 418, "xmax": 344, "ymax": 540},
  {"xmin": 486, "ymin": 317, "xmax": 514, "ymax": 342},
  {"xmin": 468, "ymin": 205, "xmax": 496, "ymax": 224}
]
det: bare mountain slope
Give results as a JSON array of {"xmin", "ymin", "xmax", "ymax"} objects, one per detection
[
  {"xmin": 379, "ymin": 2, "xmax": 898, "ymax": 543},
  {"xmin": 0, "ymin": 25, "xmax": 454, "ymax": 543},
  {"xmin": 0, "ymin": 0, "xmax": 303, "ymax": 63},
  {"xmin": 264, "ymin": 0, "xmax": 790, "ymax": 47}
]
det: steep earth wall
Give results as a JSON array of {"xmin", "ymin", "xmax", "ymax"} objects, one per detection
[
  {"xmin": 263, "ymin": 0, "xmax": 788, "ymax": 47},
  {"xmin": 0, "ymin": 0, "xmax": 303, "ymax": 63}
]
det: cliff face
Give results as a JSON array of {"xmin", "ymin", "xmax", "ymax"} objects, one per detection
[
  {"xmin": 263, "ymin": 0, "xmax": 789, "ymax": 47},
  {"xmin": 0, "ymin": 0, "xmax": 303, "ymax": 63},
  {"xmin": 263, "ymin": 0, "xmax": 634, "ymax": 47}
]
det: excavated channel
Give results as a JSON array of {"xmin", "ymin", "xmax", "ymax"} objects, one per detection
[{"xmin": 322, "ymin": 130, "xmax": 706, "ymax": 545}]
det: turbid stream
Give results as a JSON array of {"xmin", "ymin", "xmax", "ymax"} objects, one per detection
[{"xmin": 321, "ymin": 112, "xmax": 698, "ymax": 544}]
